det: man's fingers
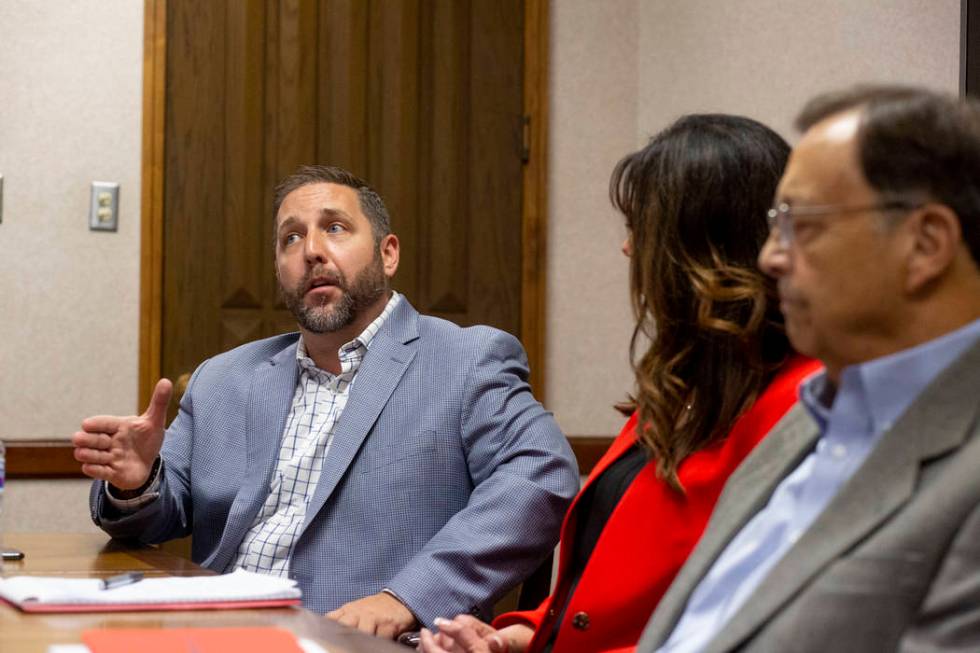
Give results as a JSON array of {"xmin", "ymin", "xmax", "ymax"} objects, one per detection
[
  {"xmin": 74, "ymin": 447, "xmax": 114, "ymax": 465},
  {"xmin": 143, "ymin": 378, "xmax": 174, "ymax": 429},
  {"xmin": 72, "ymin": 431, "xmax": 112, "ymax": 450},
  {"xmin": 80, "ymin": 463, "xmax": 115, "ymax": 481},
  {"xmin": 326, "ymin": 608, "xmax": 360, "ymax": 630},
  {"xmin": 376, "ymin": 621, "xmax": 399, "ymax": 639},
  {"xmin": 80, "ymin": 415, "xmax": 122, "ymax": 435}
]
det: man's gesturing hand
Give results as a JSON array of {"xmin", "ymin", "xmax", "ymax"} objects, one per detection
[
  {"xmin": 71, "ymin": 378, "xmax": 173, "ymax": 490},
  {"xmin": 326, "ymin": 591, "xmax": 418, "ymax": 639}
]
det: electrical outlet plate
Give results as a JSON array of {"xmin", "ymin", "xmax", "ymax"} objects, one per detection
[{"xmin": 89, "ymin": 181, "xmax": 119, "ymax": 232}]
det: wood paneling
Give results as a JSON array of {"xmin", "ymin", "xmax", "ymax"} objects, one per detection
[
  {"xmin": 966, "ymin": 0, "xmax": 980, "ymax": 97},
  {"xmin": 157, "ymin": 0, "xmax": 533, "ymax": 392},
  {"xmin": 163, "ymin": 1, "xmax": 228, "ymax": 381},
  {"xmin": 521, "ymin": 0, "xmax": 549, "ymax": 396},
  {"xmin": 567, "ymin": 436, "xmax": 615, "ymax": 476},
  {"xmin": 3, "ymin": 438, "xmax": 613, "ymax": 478},
  {"xmin": 317, "ymin": 0, "xmax": 370, "ymax": 177},
  {"xmin": 139, "ymin": 0, "xmax": 168, "ymax": 409},
  {"xmin": 4, "ymin": 440, "xmax": 83, "ymax": 479},
  {"xmin": 222, "ymin": 0, "xmax": 266, "ymax": 316},
  {"xmin": 12, "ymin": 0, "xmax": 552, "ymax": 474}
]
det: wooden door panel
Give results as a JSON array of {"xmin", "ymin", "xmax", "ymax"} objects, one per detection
[
  {"xmin": 367, "ymin": 0, "xmax": 422, "ymax": 303},
  {"xmin": 164, "ymin": 0, "xmax": 228, "ymax": 379},
  {"xmin": 465, "ymin": 0, "xmax": 524, "ymax": 334},
  {"xmin": 419, "ymin": 0, "xmax": 471, "ymax": 317},
  {"xmin": 316, "ymin": 0, "xmax": 370, "ymax": 176},
  {"xmin": 163, "ymin": 0, "xmax": 526, "ymax": 385},
  {"xmin": 221, "ymin": 0, "xmax": 266, "ymax": 316}
]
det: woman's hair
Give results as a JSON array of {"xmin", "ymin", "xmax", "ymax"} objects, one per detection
[{"xmin": 610, "ymin": 113, "xmax": 792, "ymax": 490}]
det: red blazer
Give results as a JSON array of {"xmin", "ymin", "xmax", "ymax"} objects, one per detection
[{"xmin": 494, "ymin": 356, "xmax": 822, "ymax": 653}]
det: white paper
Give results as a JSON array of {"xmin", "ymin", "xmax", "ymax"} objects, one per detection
[{"xmin": 0, "ymin": 568, "xmax": 301, "ymax": 606}]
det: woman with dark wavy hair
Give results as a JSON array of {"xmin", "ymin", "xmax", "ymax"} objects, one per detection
[{"xmin": 419, "ymin": 115, "xmax": 820, "ymax": 653}]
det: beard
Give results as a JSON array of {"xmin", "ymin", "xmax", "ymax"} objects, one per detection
[{"xmin": 280, "ymin": 254, "xmax": 387, "ymax": 334}]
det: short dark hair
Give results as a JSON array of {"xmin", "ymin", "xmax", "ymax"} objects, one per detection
[
  {"xmin": 272, "ymin": 165, "xmax": 391, "ymax": 243},
  {"xmin": 797, "ymin": 84, "xmax": 980, "ymax": 263}
]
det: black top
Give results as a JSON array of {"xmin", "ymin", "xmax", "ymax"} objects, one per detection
[{"xmin": 541, "ymin": 443, "xmax": 649, "ymax": 652}]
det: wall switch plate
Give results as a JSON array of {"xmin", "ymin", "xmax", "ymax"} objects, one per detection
[
  {"xmin": 89, "ymin": 181, "xmax": 119, "ymax": 231},
  {"xmin": 0, "ymin": 174, "xmax": 4, "ymax": 224}
]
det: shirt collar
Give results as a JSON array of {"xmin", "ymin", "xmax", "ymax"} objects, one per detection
[
  {"xmin": 801, "ymin": 317, "xmax": 980, "ymax": 435},
  {"xmin": 296, "ymin": 291, "xmax": 401, "ymax": 374}
]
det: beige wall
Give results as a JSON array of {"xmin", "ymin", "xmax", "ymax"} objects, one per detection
[
  {"xmin": 544, "ymin": 0, "xmax": 640, "ymax": 437},
  {"xmin": 0, "ymin": 1, "xmax": 144, "ymax": 437},
  {"xmin": 637, "ymin": 0, "xmax": 961, "ymax": 142},
  {"xmin": 0, "ymin": 1, "xmax": 143, "ymax": 532},
  {"xmin": 544, "ymin": 0, "xmax": 962, "ymax": 439},
  {"xmin": 0, "ymin": 0, "xmax": 964, "ymax": 531}
]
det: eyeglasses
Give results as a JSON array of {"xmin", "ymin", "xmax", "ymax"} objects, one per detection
[{"xmin": 766, "ymin": 200, "xmax": 918, "ymax": 247}]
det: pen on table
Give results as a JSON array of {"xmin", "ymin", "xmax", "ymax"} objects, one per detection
[
  {"xmin": 101, "ymin": 571, "xmax": 145, "ymax": 590},
  {"xmin": 1, "ymin": 548, "xmax": 25, "ymax": 561}
]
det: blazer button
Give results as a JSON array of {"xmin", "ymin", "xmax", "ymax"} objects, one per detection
[
  {"xmin": 547, "ymin": 608, "xmax": 556, "ymax": 617},
  {"xmin": 469, "ymin": 605, "xmax": 481, "ymax": 616},
  {"xmin": 571, "ymin": 611, "xmax": 590, "ymax": 630}
]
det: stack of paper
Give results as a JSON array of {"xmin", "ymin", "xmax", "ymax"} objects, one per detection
[{"xmin": 0, "ymin": 569, "xmax": 302, "ymax": 612}]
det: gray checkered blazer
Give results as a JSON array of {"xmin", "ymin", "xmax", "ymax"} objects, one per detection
[{"xmin": 90, "ymin": 298, "xmax": 579, "ymax": 626}]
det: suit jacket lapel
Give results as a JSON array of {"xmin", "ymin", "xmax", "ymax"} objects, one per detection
[
  {"xmin": 709, "ymin": 339, "xmax": 980, "ymax": 652},
  {"xmin": 206, "ymin": 343, "xmax": 299, "ymax": 571},
  {"xmin": 301, "ymin": 299, "xmax": 420, "ymax": 533},
  {"xmin": 642, "ymin": 407, "xmax": 820, "ymax": 647}
]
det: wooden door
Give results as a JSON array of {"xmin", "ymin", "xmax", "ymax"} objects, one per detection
[{"xmin": 155, "ymin": 0, "xmax": 534, "ymax": 396}]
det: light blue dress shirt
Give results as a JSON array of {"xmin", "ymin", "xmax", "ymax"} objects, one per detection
[{"xmin": 658, "ymin": 318, "xmax": 980, "ymax": 653}]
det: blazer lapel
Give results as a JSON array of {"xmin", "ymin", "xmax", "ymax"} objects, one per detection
[
  {"xmin": 709, "ymin": 339, "xmax": 980, "ymax": 652},
  {"xmin": 552, "ymin": 415, "xmax": 638, "ymax": 582},
  {"xmin": 205, "ymin": 344, "xmax": 298, "ymax": 571},
  {"xmin": 643, "ymin": 406, "xmax": 820, "ymax": 647},
  {"xmin": 301, "ymin": 299, "xmax": 419, "ymax": 533}
]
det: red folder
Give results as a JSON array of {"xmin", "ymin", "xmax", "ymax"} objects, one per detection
[{"xmin": 82, "ymin": 627, "xmax": 306, "ymax": 653}]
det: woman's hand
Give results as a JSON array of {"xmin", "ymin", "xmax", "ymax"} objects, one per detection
[{"xmin": 417, "ymin": 615, "xmax": 534, "ymax": 653}]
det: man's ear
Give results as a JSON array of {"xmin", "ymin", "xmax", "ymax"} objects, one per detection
[
  {"xmin": 905, "ymin": 203, "xmax": 962, "ymax": 294},
  {"xmin": 380, "ymin": 233, "xmax": 400, "ymax": 278}
]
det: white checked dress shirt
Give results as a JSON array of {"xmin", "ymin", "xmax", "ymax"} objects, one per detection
[
  {"xmin": 232, "ymin": 292, "xmax": 401, "ymax": 576},
  {"xmin": 106, "ymin": 294, "xmax": 403, "ymax": 565}
]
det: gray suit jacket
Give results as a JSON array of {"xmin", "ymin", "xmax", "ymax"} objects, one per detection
[
  {"xmin": 639, "ymin": 339, "xmax": 980, "ymax": 653},
  {"xmin": 90, "ymin": 298, "xmax": 578, "ymax": 626}
]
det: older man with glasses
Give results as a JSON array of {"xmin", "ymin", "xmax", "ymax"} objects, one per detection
[{"xmin": 637, "ymin": 85, "xmax": 980, "ymax": 653}]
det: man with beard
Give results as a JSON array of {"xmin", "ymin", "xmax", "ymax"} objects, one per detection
[{"xmin": 73, "ymin": 165, "xmax": 578, "ymax": 641}]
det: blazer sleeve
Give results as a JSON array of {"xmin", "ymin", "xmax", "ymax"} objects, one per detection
[
  {"xmin": 88, "ymin": 362, "xmax": 205, "ymax": 544},
  {"xmin": 385, "ymin": 329, "xmax": 580, "ymax": 627},
  {"xmin": 900, "ymin": 499, "xmax": 980, "ymax": 651}
]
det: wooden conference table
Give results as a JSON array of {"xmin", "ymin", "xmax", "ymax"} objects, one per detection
[{"xmin": 0, "ymin": 533, "xmax": 408, "ymax": 653}]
